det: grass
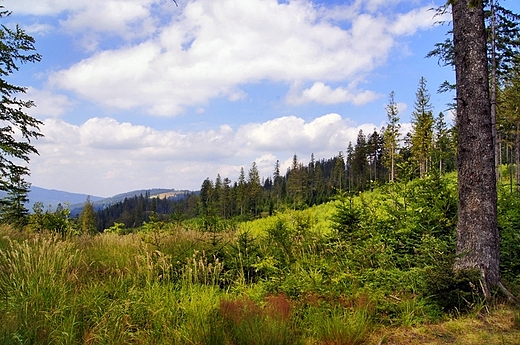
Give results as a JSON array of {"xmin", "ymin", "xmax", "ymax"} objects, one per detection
[
  {"xmin": 367, "ymin": 306, "xmax": 520, "ymax": 345},
  {"xmin": 1, "ymin": 174, "xmax": 520, "ymax": 344}
]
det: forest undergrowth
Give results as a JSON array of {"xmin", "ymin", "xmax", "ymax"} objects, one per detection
[{"xmin": 1, "ymin": 173, "xmax": 520, "ymax": 344}]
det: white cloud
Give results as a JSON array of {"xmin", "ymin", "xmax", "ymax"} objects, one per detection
[
  {"xmin": 389, "ymin": 6, "xmax": 439, "ymax": 36},
  {"xmin": 43, "ymin": 0, "xmax": 438, "ymax": 116},
  {"xmin": 7, "ymin": 0, "xmax": 86, "ymax": 16},
  {"xmin": 29, "ymin": 113, "xmax": 387, "ymax": 196},
  {"xmin": 287, "ymin": 82, "xmax": 381, "ymax": 105},
  {"xmin": 24, "ymin": 23, "xmax": 54, "ymax": 36},
  {"xmin": 397, "ymin": 102, "xmax": 408, "ymax": 114},
  {"xmin": 25, "ymin": 88, "xmax": 74, "ymax": 118}
]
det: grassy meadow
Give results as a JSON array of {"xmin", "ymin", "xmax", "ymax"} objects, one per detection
[{"xmin": 1, "ymin": 174, "xmax": 520, "ymax": 344}]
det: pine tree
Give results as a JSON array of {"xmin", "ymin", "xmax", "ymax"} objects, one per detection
[
  {"xmin": 0, "ymin": 8, "xmax": 43, "ymax": 223},
  {"xmin": 346, "ymin": 142, "xmax": 354, "ymax": 192},
  {"xmin": 333, "ymin": 151, "xmax": 345, "ymax": 191},
  {"xmin": 0, "ymin": 172, "xmax": 29, "ymax": 228},
  {"xmin": 199, "ymin": 178, "xmax": 214, "ymax": 216},
  {"xmin": 367, "ymin": 129, "xmax": 383, "ymax": 187},
  {"xmin": 79, "ymin": 196, "xmax": 97, "ymax": 234},
  {"xmin": 236, "ymin": 167, "xmax": 246, "ymax": 216},
  {"xmin": 498, "ymin": 68, "xmax": 520, "ymax": 190},
  {"xmin": 410, "ymin": 77, "xmax": 435, "ymax": 177},
  {"xmin": 287, "ymin": 154, "xmax": 304, "ymax": 209},
  {"xmin": 352, "ymin": 131, "xmax": 369, "ymax": 190},
  {"xmin": 247, "ymin": 162, "xmax": 262, "ymax": 216},
  {"xmin": 273, "ymin": 159, "xmax": 284, "ymax": 206},
  {"xmin": 433, "ymin": 111, "xmax": 455, "ymax": 174},
  {"xmin": 382, "ymin": 91, "xmax": 401, "ymax": 182},
  {"xmin": 452, "ymin": 0, "xmax": 500, "ymax": 297}
]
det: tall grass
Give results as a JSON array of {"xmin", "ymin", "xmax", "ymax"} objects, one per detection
[
  {"xmin": 0, "ymin": 235, "xmax": 81, "ymax": 344},
  {"xmin": 1, "ymin": 173, "xmax": 519, "ymax": 344}
]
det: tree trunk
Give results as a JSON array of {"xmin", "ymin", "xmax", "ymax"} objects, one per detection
[{"xmin": 452, "ymin": 0, "xmax": 500, "ymax": 296}]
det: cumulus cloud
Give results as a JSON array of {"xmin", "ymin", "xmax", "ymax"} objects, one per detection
[
  {"xmin": 389, "ymin": 6, "xmax": 440, "ymax": 36},
  {"xmin": 25, "ymin": 88, "xmax": 74, "ymax": 118},
  {"xmin": 40, "ymin": 0, "xmax": 440, "ymax": 116},
  {"xmin": 287, "ymin": 82, "xmax": 381, "ymax": 105},
  {"xmin": 30, "ymin": 113, "xmax": 386, "ymax": 196}
]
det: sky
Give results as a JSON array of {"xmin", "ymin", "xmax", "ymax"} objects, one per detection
[{"xmin": 5, "ymin": 0, "xmax": 519, "ymax": 197}]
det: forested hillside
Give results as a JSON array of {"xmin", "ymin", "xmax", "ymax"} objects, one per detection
[
  {"xmin": 95, "ymin": 62, "xmax": 520, "ymax": 232},
  {"xmin": 95, "ymin": 79, "xmax": 458, "ymax": 231}
]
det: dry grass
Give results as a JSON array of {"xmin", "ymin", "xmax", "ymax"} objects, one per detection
[{"xmin": 366, "ymin": 305, "xmax": 520, "ymax": 345}]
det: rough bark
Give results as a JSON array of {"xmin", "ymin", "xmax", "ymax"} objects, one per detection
[{"xmin": 452, "ymin": 0, "xmax": 500, "ymax": 296}]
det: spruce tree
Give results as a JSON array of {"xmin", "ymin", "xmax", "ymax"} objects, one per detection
[
  {"xmin": 382, "ymin": 91, "xmax": 401, "ymax": 182},
  {"xmin": 410, "ymin": 77, "xmax": 435, "ymax": 177},
  {"xmin": 247, "ymin": 162, "xmax": 262, "ymax": 216},
  {"xmin": 333, "ymin": 151, "xmax": 345, "ymax": 191},
  {"xmin": 0, "ymin": 8, "xmax": 43, "ymax": 224},
  {"xmin": 79, "ymin": 196, "xmax": 97, "ymax": 235},
  {"xmin": 352, "ymin": 131, "xmax": 369, "ymax": 190},
  {"xmin": 452, "ymin": 0, "xmax": 501, "ymax": 298}
]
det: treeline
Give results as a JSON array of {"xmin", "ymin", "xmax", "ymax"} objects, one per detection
[
  {"xmin": 191, "ymin": 85, "xmax": 457, "ymax": 221},
  {"xmin": 95, "ymin": 57, "xmax": 520, "ymax": 230},
  {"xmin": 96, "ymin": 77, "xmax": 461, "ymax": 229},
  {"xmin": 96, "ymin": 191, "xmax": 198, "ymax": 230}
]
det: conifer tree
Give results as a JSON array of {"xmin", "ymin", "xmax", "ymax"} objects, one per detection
[
  {"xmin": 247, "ymin": 162, "xmax": 262, "ymax": 216},
  {"xmin": 79, "ymin": 196, "xmax": 97, "ymax": 234},
  {"xmin": 199, "ymin": 178, "xmax": 214, "ymax": 215},
  {"xmin": 352, "ymin": 131, "xmax": 369, "ymax": 190},
  {"xmin": 367, "ymin": 129, "xmax": 383, "ymax": 187},
  {"xmin": 287, "ymin": 154, "xmax": 305, "ymax": 209},
  {"xmin": 214, "ymin": 174, "xmax": 223, "ymax": 215},
  {"xmin": 0, "ymin": 8, "xmax": 43, "ymax": 223},
  {"xmin": 333, "ymin": 151, "xmax": 345, "ymax": 191},
  {"xmin": 433, "ymin": 111, "xmax": 455, "ymax": 174},
  {"xmin": 382, "ymin": 91, "xmax": 401, "ymax": 182},
  {"xmin": 235, "ymin": 168, "xmax": 246, "ymax": 216},
  {"xmin": 0, "ymin": 172, "xmax": 29, "ymax": 228},
  {"xmin": 452, "ymin": 0, "xmax": 501, "ymax": 298},
  {"xmin": 410, "ymin": 77, "xmax": 435, "ymax": 177},
  {"xmin": 346, "ymin": 141, "xmax": 354, "ymax": 192}
]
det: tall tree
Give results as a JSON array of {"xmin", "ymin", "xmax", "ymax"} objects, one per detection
[
  {"xmin": 433, "ymin": 111, "xmax": 455, "ymax": 174},
  {"xmin": 287, "ymin": 154, "xmax": 305, "ymax": 209},
  {"xmin": 410, "ymin": 77, "xmax": 435, "ymax": 177},
  {"xmin": 367, "ymin": 129, "xmax": 382, "ymax": 188},
  {"xmin": 333, "ymin": 151, "xmax": 345, "ymax": 191},
  {"xmin": 382, "ymin": 91, "xmax": 401, "ymax": 182},
  {"xmin": 236, "ymin": 168, "xmax": 246, "ymax": 216},
  {"xmin": 497, "ymin": 67, "xmax": 520, "ymax": 191},
  {"xmin": 79, "ymin": 196, "xmax": 97, "ymax": 235},
  {"xmin": 0, "ymin": 8, "xmax": 43, "ymax": 223},
  {"xmin": 346, "ymin": 142, "xmax": 354, "ymax": 192},
  {"xmin": 451, "ymin": 0, "xmax": 500, "ymax": 297},
  {"xmin": 352, "ymin": 131, "xmax": 369, "ymax": 190},
  {"xmin": 247, "ymin": 162, "xmax": 262, "ymax": 216},
  {"xmin": 429, "ymin": 1, "xmax": 520, "ymax": 181}
]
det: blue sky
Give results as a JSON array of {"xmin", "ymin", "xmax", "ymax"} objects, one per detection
[{"xmin": 6, "ymin": 0, "xmax": 518, "ymax": 197}]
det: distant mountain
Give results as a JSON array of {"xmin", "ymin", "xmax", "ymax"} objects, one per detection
[
  {"xmin": 0, "ymin": 186, "xmax": 194, "ymax": 216},
  {"xmin": 26, "ymin": 186, "xmax": 104, "ymax": 212},
  {"xmin": 76, "ymin": 188, "xmax": 189, "ymax": 209},
  {"xmin": 69, "ymin": 188, "xmax": 193, "ymax": 217}
]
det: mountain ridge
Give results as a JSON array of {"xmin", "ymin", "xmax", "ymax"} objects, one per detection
[{"xmin": 3, "ymin": 186, "xmax": 194, "ymax": 214}]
